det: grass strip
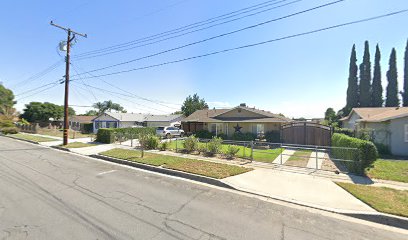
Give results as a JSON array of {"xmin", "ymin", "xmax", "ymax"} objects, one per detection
[
  {"xmin": 60, "ymin": 142, "xmax": 95, "ymax": 148},
  {"xmin": 285, "ymin": 150, "xmax": 312, "ymax": 167},
  {"xmin": 10, "ymin": 133, "xmax": 56, "ymax": 142},
  {"xmin": 365, "ymin": 159, "xmax": 408, "ymax": 183}
]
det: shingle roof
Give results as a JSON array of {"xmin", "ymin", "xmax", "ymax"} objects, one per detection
[
  {"xmin": 98, "ymin": 112, "xmax": 182, "ymax": 122},
  {"xmin": 69, "ymin": 115, "xmax": 96, "ymax": 123},
  {"xmin": 342, "ymin": 107, "xmax": 408, "ymax": 122},
  {"xmin": 143, "ymin": 114, "xmax": 183, "ymax": 122},
  {"xmin": 182, "ymin": 106, "xmax": 291, "ymax": 123}
]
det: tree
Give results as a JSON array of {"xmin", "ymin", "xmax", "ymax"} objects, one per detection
[
  {"xmin": 92, "ymin": 100, "xmax": 126, "ymax": 114},
  {"xmin": 0, "ymin": 84, "xmax": 16, "ymax": 116},
  {"xmin": 359, "ymin": 41, "xmax": 372, "ymax": 107},
  {"xmin": 345, "ymin": 45, "xmax": 359, "ymax": 114},
  {"xmin": 20, "ymin": 102, "xmax": 75, "ymax": 122},
  {"xmin": 371, "ymin": 44, "xmax": 383, "ymax": 107},
  {"xmin": 402, "ymin": 39, "xmax": 408, "ymax": 107},
  {"xmin": 181, "ymin": 93, "xmax": 208, "ymax": 117},
  {"xmin": 324, "ymin": 108, "xmax": 336, "ymax": 123},
  {"xmin": 385, "ymin": 48, "xmax": 400, "ymax": 107},
  {"xmin": 81, "ymin": 110, "xmax": 99, "ymax": 116}
]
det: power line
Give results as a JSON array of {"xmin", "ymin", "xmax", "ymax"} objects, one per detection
[
  {"xmin": 15, "ymin": 80, "xmax": 62, "ymax": 96},
  {"xmin": 72, "ymin": 0, "xmax": 341, "ymax": 76},
  {"xmin": 71, "ymin": 9, "xmax": 408, "ymax": 81},
  {"xmin": 71, "ymin": 64, "xmax": 98, "ymax": 102},
  {"xmin": 72, "ymin": 0, "xmax": 297, "ymax": 59},
  {"xmin": 15, "ymin": 83, "xmax": 60, "ymax": 101}
]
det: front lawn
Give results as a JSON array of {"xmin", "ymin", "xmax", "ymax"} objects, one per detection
[
  {"xmin": 100, "ymin": 148, "xmax": 252, "ymax": 179},
  {"xmin": 285, "ymin": 150, "xmax": 312, "ymax": 167},
  {"xmin": 365, "ymin": 159, "xmax": 408, "ymax": 183},
  {"xmin": 60, "ymin": 142, "xmax": 95, "ymax": 148},
  {"xmin": 37, "ymin": 128, "xmax": 94, "ymax": 139},
  {"xmin": 166, "ymin": 140, "xmax": 282, "ymax": 163},
  {"xmin": 10, "ymin": 133, "xmax": 56, "ymax": 142},
  {"xmin": 336, "ymin": 182, "xmax": 408, "ymax": 217}
]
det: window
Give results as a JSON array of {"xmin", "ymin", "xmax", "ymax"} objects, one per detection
[
  {"xmin": 210, "ymin": 123, "xmax": 223, "ymax": 135},
  {"xmin": 252, "ymin": 124, "xmax": 264, "ymax": 134},
  {"xmin": 405, "ymin": 124, "xmax": 408, "ymax": 143}
]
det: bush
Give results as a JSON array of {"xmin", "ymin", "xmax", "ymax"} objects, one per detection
[
  {"xmin": 334, "ymin": 127, "xmax": 354, "ymax": 137},
  {"xmin": 1, "ymin": 127, "xmax": 19, "ymax": 134},
  {"xmin": 374, "ymin": 143, "xmax": 390, "ymax": 156},
  {"xmin": 217, "ymin": 133, "xmax": 228, "ymax": 140},
  {"xmin": 96, "ymin": 127, "xmax": 156, "ymax": 143},
  {"xmin": 81, "ymin": 123, "xmax": 93, "ymax": 133},
  {"xmin": 264, "ymin": 130, "xmax": 280, "ymax": 143},
  {"xmin": 223, "ymin": 145, "xmax": 240, "ymax": 159},
  {"xmin": 194, "ymin": 130, "xmax": 214, "ymax": 139},
  {"xmin": 183, "ymin": 135, "xmax": 198, "ymax": 152},
  {"xmin": 158, "ymin": 141, "xmax": 169, "ymax": 151},
  {"xmin": 207, "ymin": 137, "xmax": 223, "ymax": 156},
  {"xmin": 0, "ymin": 119, "xmax": 14, "ymax": 128},
  {"xmin": 197, "ymin": 144, "xmax": 207, "ymax": 154},
  {"xmin": 139, "ymin": 134, "xmax": 160, "ymax": 150},
  {"xmin": 356, "ymin": 128, "xmax": 373, "ymax": 141},
  {"xmin": 231, "ymin": 132, "xmax": 256, "ymax": 141},
  {"xmin": 331, "ymin": 133, "xmax": 378, "ymax": 174}
]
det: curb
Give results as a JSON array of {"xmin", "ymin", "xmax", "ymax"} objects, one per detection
[
  {"xmin": 2, "ymin": 135, "xmax": 40, "ymax": 145},
  {"xmin": 90, "ymin": 154, "xmax": 235, "ymax": 190},
  {"xmin": 50, "ymin": 145, "xmax": 71, "ymax": 152}
]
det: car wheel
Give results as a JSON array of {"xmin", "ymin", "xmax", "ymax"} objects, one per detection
[{"xmin": 166, "ymin": 133, "xmax": 171, "ymax": 139}]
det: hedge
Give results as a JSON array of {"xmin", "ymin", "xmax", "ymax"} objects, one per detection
[
  {"xmin": 331, "ymin": 133, "xmax": 378, "ymax": 174},
  {"xmin": 334, "ymin": 128, "xmax": 355, "ymax": 137},
  {"xmin": 96, "ymin": 127, "xmax": 156, "ymax": 143}
]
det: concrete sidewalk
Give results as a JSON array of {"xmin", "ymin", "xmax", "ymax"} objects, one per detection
[{"xmin": 222, "ymin": 168, "xmax": 376, "ymax": 213}]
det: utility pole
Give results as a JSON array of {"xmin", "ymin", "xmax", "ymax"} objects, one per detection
[{"xmin": 50, "ymin": 21, "xmax": 87, "ymax": 145}]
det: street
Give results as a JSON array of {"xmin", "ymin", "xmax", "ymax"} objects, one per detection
[{"xmin": 0, "ymin": 136, "xmax": 406, "ymax": 240}]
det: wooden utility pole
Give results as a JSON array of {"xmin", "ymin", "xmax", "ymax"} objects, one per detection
[{"xmin": 50, "ymin": 21, "xmax": 87, "ymax": 145}]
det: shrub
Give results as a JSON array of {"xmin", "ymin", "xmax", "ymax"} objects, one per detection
[
  {"xmin": 331, "ymin": 133, "xmax": 378, "ymax": 174},
  {"xmin": 231, "ymin": 132, "xmax": 256, "ymax": 141},
  {"xmin": 1, "ymin": 127, "xmax": 19, "ymax": 134},
  {"xmin": 0, "ymin": 119, "xmax": 14, "ymax": 128},
  {"xmin": 183, "ymin": 135, "xmax": 198, "ymax": 152},
  {"xmin": 139, "ymin": 134, "xmax": 160, "ymax": 150},
  {"xmin": 356, "ymin": 128, "xmax": 373, "ymax": 141},
  {"xmin": 374, "ymin": 143, "xmax": 390, "ymax": 156},
  {"xmin": 207, "ymin": 137, "xmax": 223, "ymax": 156},
  {"xmin": 81, "ymin": 123, "xmax": 93, "ymax": 133},
  {"xmin": 197, "ymin": 144, "xmax": 207, "ymax": 154},
  {"xmin": 96, "ymin": 127, "xmax": 156, "ymax": 143},
  {"xmin": 264, "ymin": 130, "xmax": 280, "ymax": 143},
  {"xmin": 334, "ymin": 127, "xmax": 354, "ymax": 137},
  {"xmin": 158, "ymin": 141, "xmax": 169, "ymax": 151},
  {"xmin": 224, "ymin": 145, "xmax": 240, "ymax": 159},
  {"xmin": 217, "ymin": 133, "xmax": 228, "ymax": 140},
  {"xmin": 194, "ymin": 130, "xmax": 214, "ymax": 139}
]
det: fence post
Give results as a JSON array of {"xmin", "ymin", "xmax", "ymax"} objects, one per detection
[
  {"xmin": 250, "ymin": 141, "xmax": 254, "ymax": 162},
  {"xmin": 280, "ymin": 143, "xmax": 283, "ymax": 165},
  {"xmin": 315, "ymin": 146, "xmax": 318, "ymax": 170},
  {"xmin": 243, "ymin": 142, "xmax": 246, "ymax": 158},
  {"xmin": 176, "ymin": 138, "xmax": 178, "ymax": 152}
]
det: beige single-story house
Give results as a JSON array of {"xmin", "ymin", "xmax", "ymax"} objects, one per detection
[
  {"xmin": 340, "ymin": 107, "xmax": 408, "ymax": 156},
  {"xmin": 92, "ymin": 112, "xmax": 183, "ymax": 133},
  {"xmin": 182, "ymin": 104, "xmax": 292, "ymax": 137},
  {"xmin": 69, "ymin": 115, "xmax": 95, "ymax": 131}
]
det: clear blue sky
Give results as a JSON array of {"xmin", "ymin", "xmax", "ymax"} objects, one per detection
[{"xmin": 1, "ymin": 0, "xmax": 407, "ymax": 118}]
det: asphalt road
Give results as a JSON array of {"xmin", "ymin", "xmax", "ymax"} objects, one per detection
[{"xmin": 0, "ymin": 136, "xmax": 406, "ymax": 240}]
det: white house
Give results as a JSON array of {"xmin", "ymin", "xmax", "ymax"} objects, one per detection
[
  {"xmin": 341, "ymin": 107, "xmax": 408, "ymax": 156},
  {"xmin": 92, "ymin": 112, "xmax": 183, "ymax": 133}
]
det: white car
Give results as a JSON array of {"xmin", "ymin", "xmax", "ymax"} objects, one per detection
[{"xmin": 156, "ymin": 126, "xmax": 184, "ymax": 138}]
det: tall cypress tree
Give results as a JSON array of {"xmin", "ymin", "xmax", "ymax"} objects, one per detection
[
  {"xmin": 371, "ymin": 44, "xmax": 383, "ymax": 107},
  {"xmin": 403, "ymin": 40, "xmax": 408, "ymax": 107},
  {"xmin": 346, "ymin": 44, "xmax": 359, "ymax": 113},
  {"xmin": 385, "ymin": 48, "xmax": 400, "ymax": 107},
  {"xmin": 359, "ymin": 41, "xmax": 372, "ymax": 107}
]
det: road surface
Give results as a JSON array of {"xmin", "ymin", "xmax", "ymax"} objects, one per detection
[{"xmin": 0, "ymin": 136, "xmax": 406, "ymax": 240}]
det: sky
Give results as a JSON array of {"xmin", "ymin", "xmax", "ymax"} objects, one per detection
[{"xmin": 0, "ymin": 0, "xmax": 407, "ymax": 118}]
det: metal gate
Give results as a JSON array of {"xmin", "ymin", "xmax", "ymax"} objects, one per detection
[{"xmin": 281, "ymin": 122, "xmax": 332, "ymax": 146}]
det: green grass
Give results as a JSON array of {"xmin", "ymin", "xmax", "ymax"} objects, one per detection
[
  {"xmin": 10, "ymin": 133, "xmax": 56, "ymax": 142},
  {"xmin": 336, "ymin": 182, "xmax": 408, "ymax": 217},
  {"xmin": 285, "ymin": 150, "xmax": 312, "ymax": 167},
  {"xmin": 60, "ymin": 142, "xmax": 95, "ymax": 148},
  {"xmin": 37, "ymin": 128, "xmax": 95, "ymax": 139},
  {"xmin": 166, "ymin": 140, "xmax": 282, "ymax": 163},
  {"xmin": 100, "ymin": 148, "xmax": 252, "ymax": 179},
  {"xmin": 365, "ymin": 159, "xmax": 408, "ymax": 183}
]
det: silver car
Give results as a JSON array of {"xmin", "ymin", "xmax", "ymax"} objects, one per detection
[{"xmin": 156, "ymin": 126, "xmax": 185, "ymax": 138}]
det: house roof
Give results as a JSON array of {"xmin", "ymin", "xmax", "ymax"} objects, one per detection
[
  {"xmin": 341, "ymin": 107, "xmax": 408, "ymax": 122},
  {"xmin": 182, "ymin": 106, "xmax": 291, "ymax": 123},
  {"xmin": 69, "ymin": 115, "xmax": 95, "ymax": 123},
  {"xmin": 94, "ymin": 112, "xmax": 182, "ymax": 122}
]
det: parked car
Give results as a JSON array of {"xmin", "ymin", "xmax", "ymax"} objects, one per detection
[{"xmin": 156, "ymin": 126, "xmax": 184, "ymax": 138}]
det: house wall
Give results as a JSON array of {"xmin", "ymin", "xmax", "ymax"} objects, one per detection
[
  {"xmin": 365, "ymin": 122, "xmax": 390, "ymax": 146},
  {"xmin": 206, "ymin": 122, "xmax": 282, "ymax": 137},
  {"xmin": 343, "ymin": 112, "xmax": 361, "ymax": 129},
  {"xmin": 215, "ymin": 108, "xmax": 265, "ymax": 119},
  {"xmin": 146, "ymin": 121, "xmax": 170, "ymax": 127},
  {"xmin": 389, "ymin": 117, "xmax": 408, "ymax": 156}
]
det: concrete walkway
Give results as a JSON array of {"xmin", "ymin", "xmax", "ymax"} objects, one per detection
[
  {"xmin": 272, "ymin": 149, "xmax": 295, "ymax": 164},
  {"xmin": 222, "ymin": 168, "xmax": 376, "ymax": 213},
  {"xmin": 306, "ymin": 151, "xmax": 326, "ymax": 169}
]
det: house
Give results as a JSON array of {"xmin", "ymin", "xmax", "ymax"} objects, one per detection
[
  {"xmin": 340, "ymin": 107, "xmax": 408, "ymax": 156},
  {"xmin": 69, "ymin": 115, "xmax": 95, "ymax": 132},
  {"xmin": 182, "ymin": 103, "xmax": 292, "ymax": 137},
  {"xmin": 92, "ymin": 112, "xmax": 183, "ymax": 133}
]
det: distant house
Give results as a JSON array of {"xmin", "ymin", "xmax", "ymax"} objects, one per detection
[
  {"xmin": 182, "ymin": 104, "xmax": 292, "ymax": 137},
  {"xmin": 69, "ymin": 115, "xmax": 95, "ymax": 131},
  {"xmin": 92, "ymin": 112, "xmax": 183, "ymax": 133},
  {"xmin": 340, "ymin": 107, "xmax": 408, "ymax": 156}
]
